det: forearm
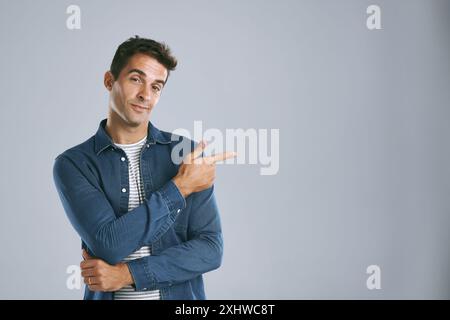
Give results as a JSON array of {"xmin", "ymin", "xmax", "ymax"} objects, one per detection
[
  {"xmin": 87, "ymin": 180, "xmax": 186, "ymax": 264},
  {"xmin": 127, "ymin": 232, "xmax": 223, "ymax": 291},
  {"xmin": 53, "ymin": 156, "xmax": 186, "ymax": 265}
]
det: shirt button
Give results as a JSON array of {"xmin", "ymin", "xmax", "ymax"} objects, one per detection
[
  {"xmin": 177, "ymin": 209, "xmax": 181, "ymax": 213},
  {"xmin": 121, "ymin": 157, "xmax": 126, "ymax": 162},
  {"xmin": 146, "ymin": 144, "xmax": 150, "ymax": 148},
  {"xmin": 121, "ymin": 188, "xmax": 127, "ymax": 193}
]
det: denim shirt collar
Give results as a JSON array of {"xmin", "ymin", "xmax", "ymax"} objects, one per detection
[{"xmin": 94, "ymin": 118, "xmax": 171, "ymax": 155}]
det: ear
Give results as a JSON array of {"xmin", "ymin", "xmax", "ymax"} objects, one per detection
[{"xmin": 104, "ymin": 71, "xmax": 114, "ymax": 91}]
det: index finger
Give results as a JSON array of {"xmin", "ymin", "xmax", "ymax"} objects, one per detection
[
  {"xmin": 187, "ymin": 140, "xmax": 206, "ymax": 162},
  {"xmin": 80, "ymin": 259, "xmax": 98, "ymax": 270},
  {"xmin": 204, "ymin": 151, "xmax": 237, "ymax": 164}
]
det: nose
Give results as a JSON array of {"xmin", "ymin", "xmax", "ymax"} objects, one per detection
[{"xmin": 137, "ymin": 85, "xmax": 152, "ymax": 102}]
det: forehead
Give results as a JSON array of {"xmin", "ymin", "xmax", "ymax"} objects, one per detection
[{"xmin": 122, "ymin": 53, "xmax": 168, "ymax": 80}]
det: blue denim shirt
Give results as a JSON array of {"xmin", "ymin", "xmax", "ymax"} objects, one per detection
[{"xmin": 53, "ymin": 119, "xmax": 223, "ymax": 300}]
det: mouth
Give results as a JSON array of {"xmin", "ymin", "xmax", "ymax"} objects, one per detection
[{"xmin": 130, "ymin": 103, "xmax": 149, "ymax": 113}]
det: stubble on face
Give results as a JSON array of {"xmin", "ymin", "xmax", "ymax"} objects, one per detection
[{"xmin": 108, "ymin": 53, "xmax": 168, "ymax": 128}]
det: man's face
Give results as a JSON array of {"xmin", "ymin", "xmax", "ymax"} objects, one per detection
[{"xmin": 105, "ymin": 53, "xmax": 168, "ymax": 127}]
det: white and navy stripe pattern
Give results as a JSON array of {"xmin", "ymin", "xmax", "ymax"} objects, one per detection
[{"xmin": 113, "ymin": 136, "xmax": 161, "ymax": 300}]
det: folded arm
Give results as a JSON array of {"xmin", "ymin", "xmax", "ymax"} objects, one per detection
[
  {"xmin": 53, "ymin": 155, "xmax": 185, "ymax": 265},
  {"xmin": 79, "ymin": 186, "xmax": 223, "ymax": 292},
  {"xmin": 127, "ymin": 186, "xmax": 223, "ymax": 291}
]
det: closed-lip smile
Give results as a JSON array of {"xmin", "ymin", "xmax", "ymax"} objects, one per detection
[{"xmin": 131, "ymin": 103, "xmax": 148, "ymax": 110}]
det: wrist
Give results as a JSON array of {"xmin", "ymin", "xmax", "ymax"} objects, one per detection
[
  {"xmin": 172, "ymin": 176, "xmax": 191, "ymax": 198},
  {"xmin": 119, "ymin": 263, "xmax": 134, "ymax": 286}
]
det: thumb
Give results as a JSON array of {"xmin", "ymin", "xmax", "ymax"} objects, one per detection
[{"xmin": 82, "ymin": 249, "xmax": 92, "ymax": 260}]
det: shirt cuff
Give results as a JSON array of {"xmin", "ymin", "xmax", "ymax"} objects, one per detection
[
  {"xmin": 127, "ymin": 258, "xmax": 156, "ymax": 291},
  {"xmin": 159, "ymin": 179, "xmax": 186, "ymax": 213}
]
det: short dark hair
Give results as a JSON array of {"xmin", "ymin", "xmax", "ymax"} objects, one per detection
[{"xmin": 110, "ymin": 35, "xmax": 177, "ymax": 82}]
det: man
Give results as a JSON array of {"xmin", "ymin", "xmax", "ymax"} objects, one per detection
[{"xmin": 53, "ymin": 36, "xmax": 235, "ymax": 300}]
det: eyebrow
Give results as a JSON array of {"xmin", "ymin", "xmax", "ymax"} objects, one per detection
[{"xmin": 127, "ymin": 68, "xmax": 166, "ymax": 85}]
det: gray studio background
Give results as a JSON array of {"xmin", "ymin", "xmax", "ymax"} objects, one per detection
[{"xmin": 0, "ymin": 0, "xmax": 449, "ymax": 299}]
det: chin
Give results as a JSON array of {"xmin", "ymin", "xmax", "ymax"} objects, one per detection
[
  {"xmin": 130, "ymin": 119, "xmax": 147, "ymax": 127},
  {"xmin": 122, "ymin": 115, "xmax": 145, "ymax": 127}
]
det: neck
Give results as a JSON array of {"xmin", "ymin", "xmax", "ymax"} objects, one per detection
[{"xmin": 105, "ymin": 110, "xmax": 148, "ymax": 145}]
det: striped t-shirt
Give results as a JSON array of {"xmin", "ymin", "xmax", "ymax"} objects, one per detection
[{"xmin": 113, "ymin": 135, "xmax": 161, "ymax": 300}]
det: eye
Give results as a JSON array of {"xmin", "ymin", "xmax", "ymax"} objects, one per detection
[
  {"xmin": 152, "ymin": 86, "xmax": 161, "ymax": 92},
  {"xmin": 130, "ymin": 77, "xmax": 141, "ymax": 83}
]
